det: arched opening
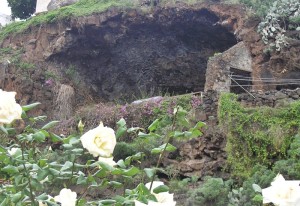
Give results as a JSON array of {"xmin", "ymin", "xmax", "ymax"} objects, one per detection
[{"xmin": 51, "ymin": 8, "xmax": 237, "ymax": 102}]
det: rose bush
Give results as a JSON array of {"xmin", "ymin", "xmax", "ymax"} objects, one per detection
[
  {"xmin": 262, "ymin": 174, "xmax": 300, "ymax": 206},
  {"xmin": 80, "ymin": 122, "xmax": 116, "ymax": 157},
  {"xmin": 0, "ymin": 89, "xmax": 22, "ymax": 126}
]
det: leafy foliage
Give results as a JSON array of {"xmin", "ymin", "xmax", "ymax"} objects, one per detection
[
  {"xmin": 258, "ymin": 0, "xmax": 300, "ymax": 51},
  {"xmin": 187, "ymin": 177, "xmax": 231, "ymax": 206},
  {"xmin": 0, "ymin": 97, "xmax": 205, "ymax": 205},
  {"xmin": 238, "ymin": 0, "xmax": 273, "ymax": 17},
  {"xmin": 7, "ymin": 0, "xmax": 36, "ymax": 19},
  {"xmin": 219, "ymin": 93, "xmax": 300, "ymax": 178}
]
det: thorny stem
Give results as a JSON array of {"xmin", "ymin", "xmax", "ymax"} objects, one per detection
[
  {"xmin": 67, "ymin": 156, "xmax": 77, "ymax": 187},
  {"xmin": 20, "ymin": 143, "xmax": 37, "ymax": 206},
  {"xmin": 149, "ymin": 106, "xmax": 179, "ymax": 191},
  {"xmin": 77, "ymin": 167, "xmax": 92, "ymax": 203}
]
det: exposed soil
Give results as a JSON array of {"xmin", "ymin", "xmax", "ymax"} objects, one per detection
[{"xmin": 1, "ymin": 3, "xmax": 245, "ymax": 111}]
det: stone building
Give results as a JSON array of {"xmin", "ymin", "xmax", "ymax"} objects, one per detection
[{"xmin": 204, "ymin": 42, "xmax": 253, "ymax": 93}]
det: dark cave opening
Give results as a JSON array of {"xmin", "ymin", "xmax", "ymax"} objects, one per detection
[{"xmin": 53, "ymin": 8, "xmax": 237, "ymax": 101}]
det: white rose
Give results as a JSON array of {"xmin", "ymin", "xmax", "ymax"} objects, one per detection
[
  {"xmin": 7, "ymin": 147, "xmax": 21, "ymax": 156},
  {"xmin": 135, "ymin": 181, "xmax": 176, "ymax": 206},
  {"xmin": 54, "ymin": 188, "xmax": 77, "ymax": 206},
  {"xmin": 262, "ymin": 174, "xmax": 300, "ymax": 206},
  {"xmin": 80, "ymin": 122, "xmax": 116, "ymax": 157},
  {"xmin": 0, "ymin": 89, "xmax": 22, "ymax": 126},
  {"xmin": 98, "ymin": 156, "xmax": 117, "ymax": 167}
]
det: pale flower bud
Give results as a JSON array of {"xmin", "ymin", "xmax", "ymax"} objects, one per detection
[{"xmin": 78, "ymin": 120, "xmax": 84, "ymax": 134}]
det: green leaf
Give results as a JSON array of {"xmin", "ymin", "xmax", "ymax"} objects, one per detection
[
  {"xmin": 71, "ymin": 148, "xmax": 84, "ymax": 154},
  {"xmin": 120, "ymin": 167, "xmax": 140, "ymax": 177},
  {"xmin": 32, "ymin": 115, "xmax": 47, "ymax": 122},
  {"xmin": 117, "ymin": 160, "xmax": 126, "ymax": 168},
  {"xmin": 33, "ymin": 131, "xmax": 46, "ymax": 142},
  {"xmin": 49, "ymin": 168, "xmax": 60, "ymax": 176},
  {"xmin": 136, "ymin": 183, "xmax": 151, "ymax": 195},
  {"xmin": 116, "ymin": 127, "xmax": 127, "ymax": 140},
  {"xmin": 49, "ymin": 133, "xmax": 63, "ymax": 143},
  {"xmin": 31, "ymin": 178, "xmax": 43, "ymax": 190},
  {"xmin": 252, "ymin": 194, "xmax": 263, "ymax": 202},
  {"xmin": 252, "ymin": 184, "xmax": 262, "ymax": 193},
  {"xmin": 22, "ymin": 102, "xmax": 41, "ymax": 112},
  {"xmin": 98, "ymin": 200, "xmax": 117, "ymax": 205},
  {"xmin": 2, "ymin": 165, "xmax": 19, "ymax": 174},
  {"xmin": 63, "ymin": 134, "xmax": 79, "ymax": 144},
  {"xmin": 138, "ymin": 132, "xmax": 151, "ymax": 138},
  {"xmin": 61, "ymin": 161, "xmax": 73, "ymax": 171},
  {"xmin": 151, "ymin": 143, "xmax": 177, "ymax": 154},
  {"xmin": 148, "ymin": 119, "xmax": 160, "ymax": 132},
  {"xmin": 153, "ymin": 185, "xmax": 169, "ymax": 194},
  {"xmin": 124, "ymin": 152, "xmax": 144, "ymax": 165},
  {"xmin": 94, "ymin": 168, "xmax": 108, "ymax": 178},
  {"xmin": 127, "ymin": 127, "xmax": 141, "ymax": 133},
  {"xmin": 116, "ymin": 118, "xmax": 127, "ymax": 139},
  {"xmin": 0, "ymin": 198, "xmax": 8, "ymax": 206},
  {"xmin": 117, "ymin": 118, "xmax": 126, "ymax": 127},
  {"xmin": 144, "ymin": 168, "xmax": 155, "ymax": 178},
  {"xmin": 195, "ymin": 121, "xmax": 206, "ymax": 129},
  {"xmin": 0, "ymin": 126, "xmax": 8, "ymax": 135},
  {"xmin": 77, "ymin": 174, "xmax": 87, "ymax": 185},
  {"xmin": 36, "ymin": 193, "xmax": 49, "ymax": 201},
  {"xmin": 11, "ymin": 192, "xmax": 22, "ymax": 203},
  {"xmin": 41, "ymin": 121, "xmax": 60, "ymax": 130},
  {"xmin": 138, "ymin": 132, "xmax": 161, "ymax": 139},
  {"xmin": 99, "ymin": 162, "xmax": 115, "ymax": 172},
  {"xmin": 37, "ymin": 169, "xmax": 49, "ymax": 181},
  {"xmin": 109, "ymin": 181, "xmax": 123, "ymax": 188}
]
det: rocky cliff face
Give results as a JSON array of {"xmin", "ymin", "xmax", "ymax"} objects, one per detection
[
  {"xmin": 1, "ymin": 3, "xmax": 244, "ymax": 112},
  {"xmin": 1, "ymin": 1, "xmax": 300, "ymax": 179},
  {"xmin": 1, "ymin": 2, "xmax": 299, "ymax": 115}
]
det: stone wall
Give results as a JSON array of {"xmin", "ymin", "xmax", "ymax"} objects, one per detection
[
  {"xmin": 165, "ymin": 90, "xmax": 227, "ymax": 178},
  {"xmin": 237, "ymin": 89, "xmax": 300, "ymax": 108},
  {"xmin": 168, "ymin": 88, "xmax": 300, "ymax": 178}
]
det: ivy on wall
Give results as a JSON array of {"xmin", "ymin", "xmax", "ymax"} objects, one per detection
[{"xmin": 218, "ymin": 93, "xmax": 300, "ymax": 178}]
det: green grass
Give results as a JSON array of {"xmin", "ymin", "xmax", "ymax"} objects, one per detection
[{"xmin": 0, "ymin": 0, "xmax": 136, "ymax": 43}]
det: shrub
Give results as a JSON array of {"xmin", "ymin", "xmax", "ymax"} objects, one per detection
[
  {"xmin": 187, "ymin": 177, "xmax": 231, "ymax": 206},
  {"xmin": 258, "ymin": 0, "xmax": 300, "ymax": 51},
  {"xmin": 219, "ymin": 93, "xmax": 300, "ymax": 178}
]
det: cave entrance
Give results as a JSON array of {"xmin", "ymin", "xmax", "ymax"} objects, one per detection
[
  {"xmin": 54, "ymin": 8, "xmax": 238, "ymax": 102},
  {"xmin": 230, "ymin": 67, "xmax": 252, "ymax": 94}
]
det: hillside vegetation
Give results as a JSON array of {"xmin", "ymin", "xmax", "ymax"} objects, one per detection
[{"xmin": 0, "ymin": 0, "xmax": 299, "ymax": 45}]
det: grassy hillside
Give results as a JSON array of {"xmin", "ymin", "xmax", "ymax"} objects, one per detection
[{"xmin": 0, "ymin": 0, "xmax": 275, "ymax": 43}]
